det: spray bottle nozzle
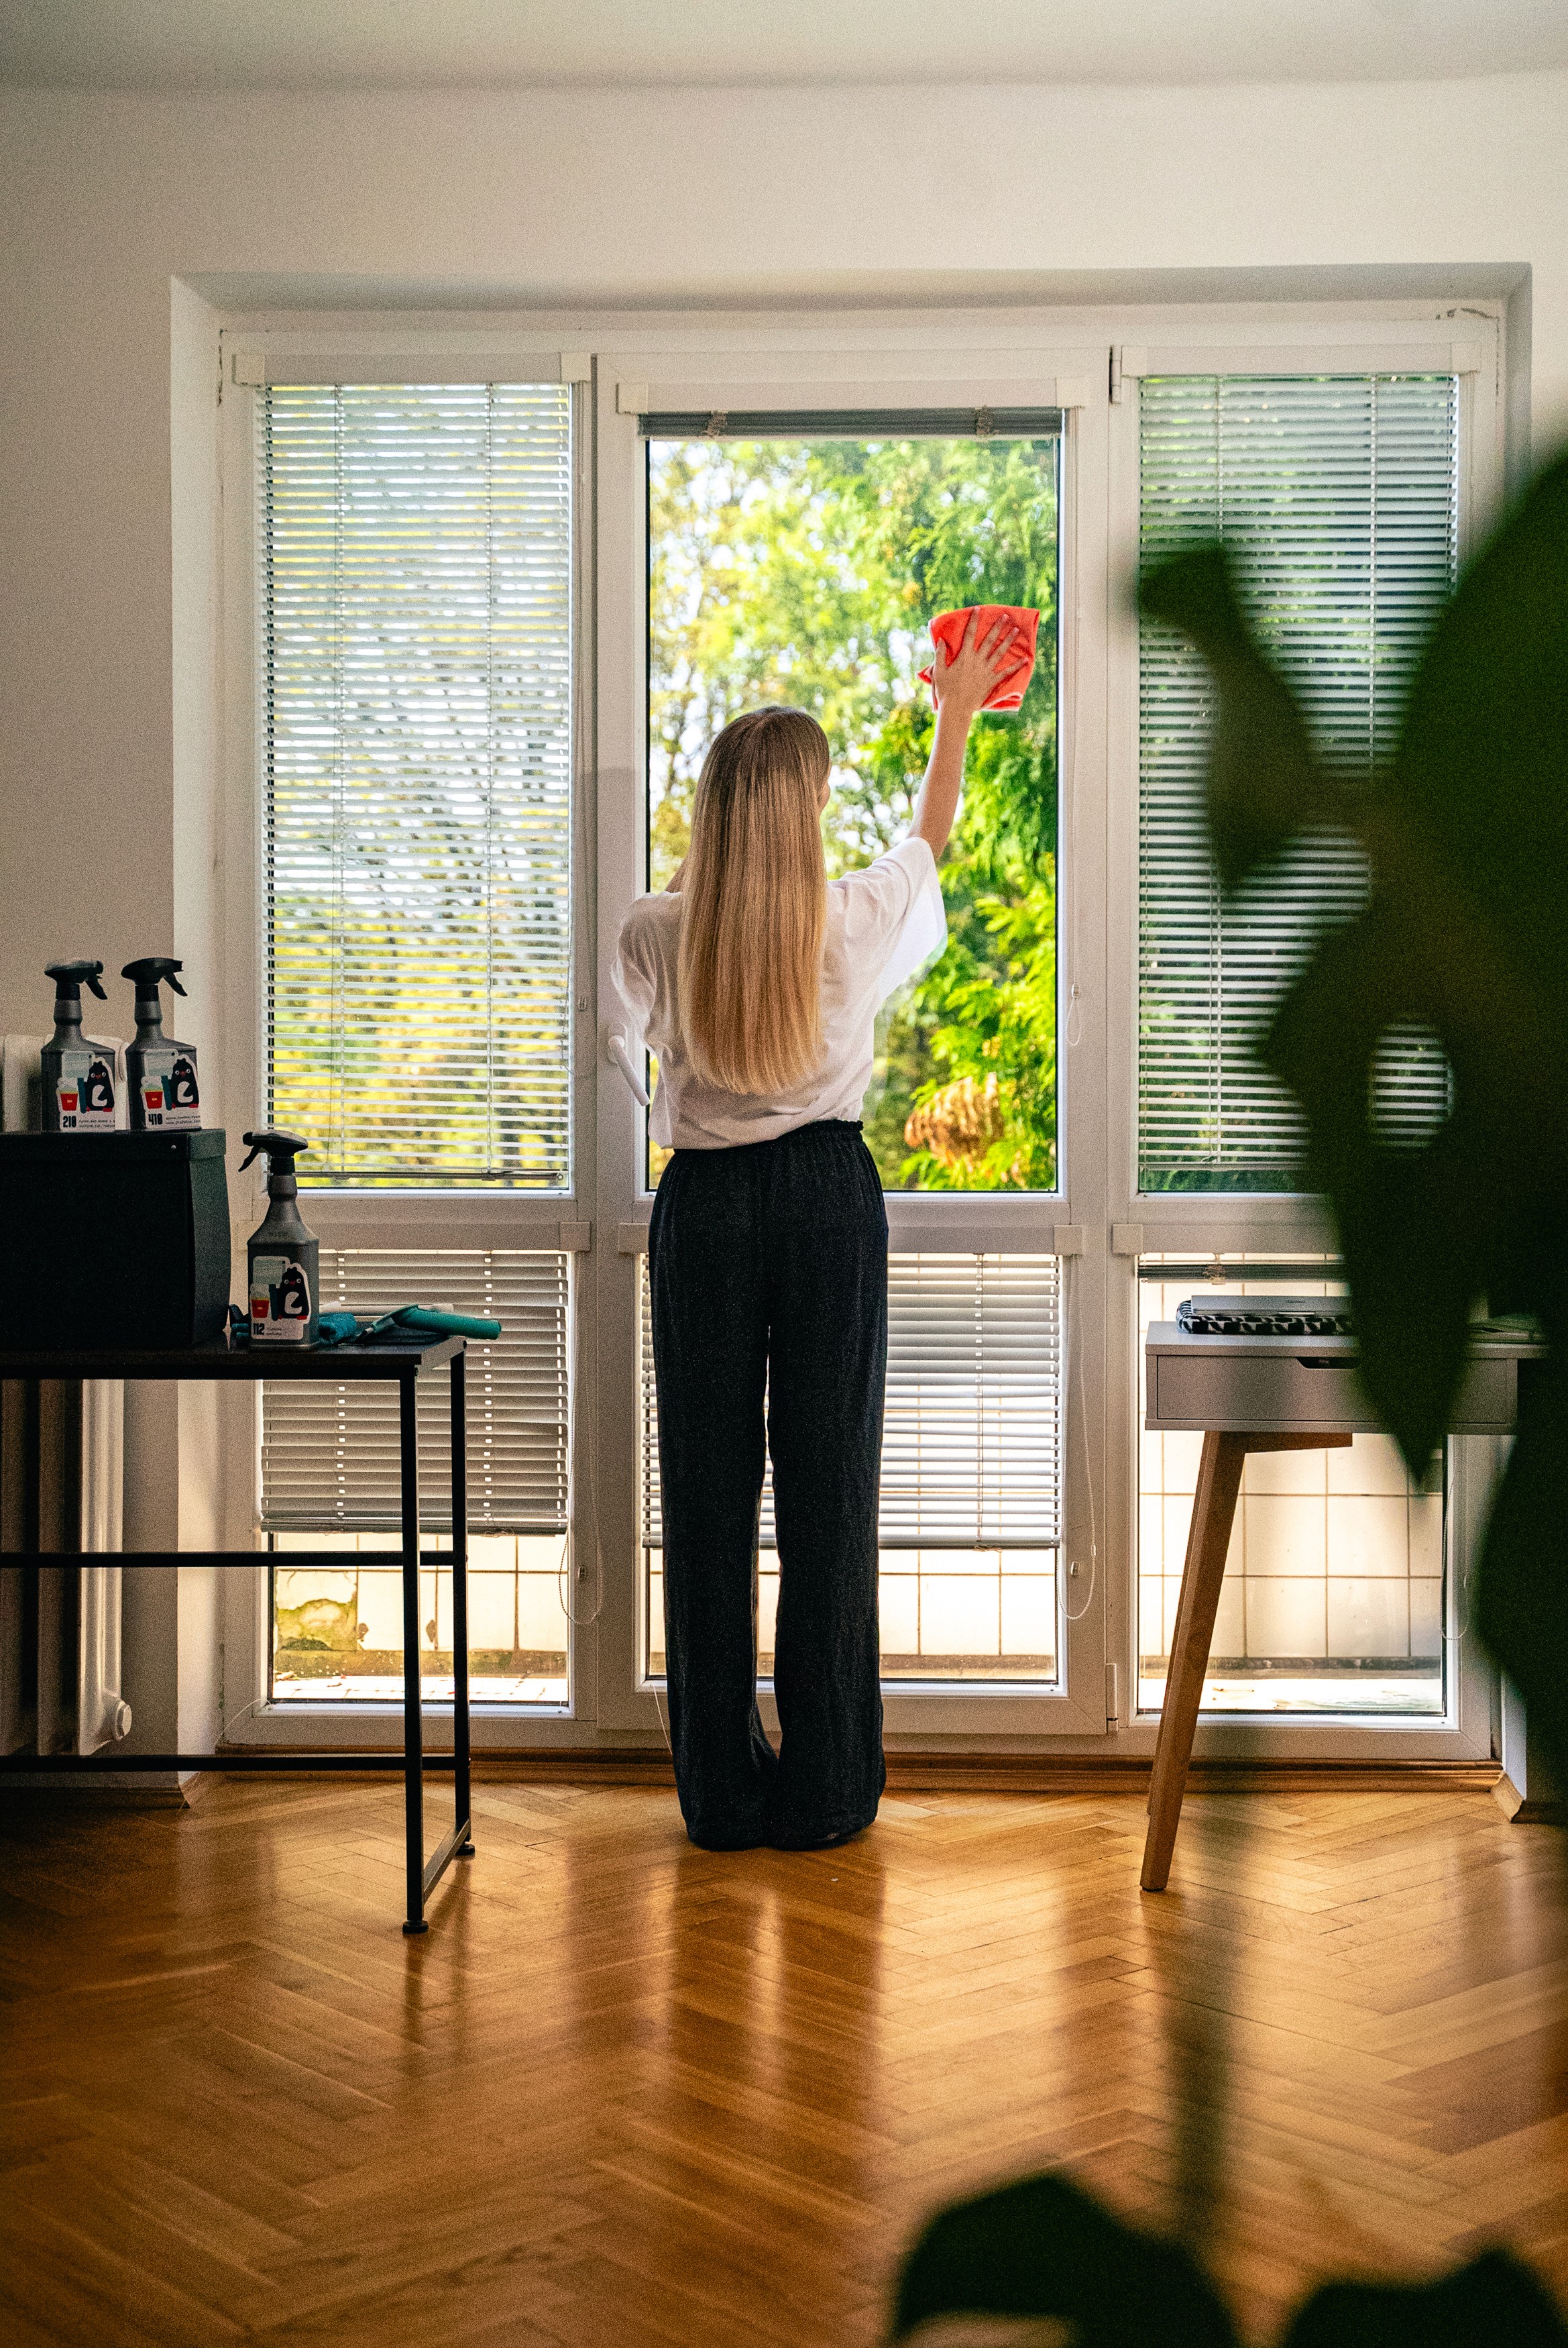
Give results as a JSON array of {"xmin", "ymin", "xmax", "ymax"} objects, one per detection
[
  {"xmin": 239, "ymin": 1129, "xmax": 311, "ymax": 1177},
  {"xmin": 122, "ymin": 956, "xmax": 187, "ymax": 998},
  {"xmin": 46, "ymin": 959, "xmax": 107, "ymax": 1002}
]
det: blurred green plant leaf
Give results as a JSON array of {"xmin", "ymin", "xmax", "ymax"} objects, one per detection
[
  {"xmin": 893, "ymin": 2179, "xmax": 1567, "ymax": 2345},
  {"xmin": 1139, "ymin": 452, "xmax": 1568, "ymax": 1791},
  {"xmin": 891, "ymin": 2173, "xmax": 1238, "ymax": 2347},
  {"xmin": 1475, "ymin": 1366, "xmax": 1568, "ymax": 1792},
  {"xmin": 1279, "ymin": 2247, "xmax": 1568, "ymax": 2346},
  {"xmin": 1389, "ymin": 455, "xmax": 1568, "ymax": 1012}
]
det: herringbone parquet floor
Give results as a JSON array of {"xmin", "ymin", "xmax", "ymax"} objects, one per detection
[{"xmin": 3, "ymin": 1778, "xmax": 1567, "ymax": 2346}]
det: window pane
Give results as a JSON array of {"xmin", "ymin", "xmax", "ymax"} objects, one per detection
[
  {"xmin": 261, "ymin": 1249, "xmax": 571, "ymax": 1535},
  {"xmin": 1137, "ymin": 376, "xmax": 1458, "ymax": 1193},
  {"xmin": 270, "ymin": 1533, "xmax": 569, "ymax": 1707},
  {"xmin": 263, "ymin": 382, "xmax": 573, "ymax": 1187},
  {"xmin": 639, "ymin": 1254, "xmax": 1061, "ymax": 1685},
  {"xmin": 263, "ymin": 1248, "xmax": 573, "ymax": 1707},
  {"xmin": 647, "ymin": 428, "xmax": 1059, "ymax": 1191},
  {"xmin": 1137, "ymin": 1261, "xmax": 1445, "ymax": 1717}
]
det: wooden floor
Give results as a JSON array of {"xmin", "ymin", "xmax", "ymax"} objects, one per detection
[{"xmin": 3, "ymin": 1778, "xmax": 1567, "ymax": 2346}]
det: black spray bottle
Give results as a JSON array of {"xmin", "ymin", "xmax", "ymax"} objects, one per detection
[
  {"xmin": 42, "ymin": 960, "xmax": 118, "ymax": 1132},
  {"xmin": 123, "ymin": 958, "xmax": 201, "ymax": 1132},
  {"xmin": 239, "ymin": 1130, "xmax": 318, "ymax": 1345}
]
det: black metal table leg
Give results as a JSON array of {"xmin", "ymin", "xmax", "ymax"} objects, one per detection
[
  {"xmin": 0, "ymin": 1331, "xmax": 472, "ymax": 1936},
  {"xmin": 400, "ymin": 1369, "xmax": 427, "ymax": 1935},
  {"xmin": 451, "ymin": 1350, "xmax": 473, "ymax": 1858}
]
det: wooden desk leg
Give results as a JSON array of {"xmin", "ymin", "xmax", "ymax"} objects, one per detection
[
  {"xmin": 1141, "ymin": 1432, "xmax": 1247, "ymax": 1892},
  {"xmin": 1140, "ymin": 1430, "xmax": 1353, "ymax": 1892}
]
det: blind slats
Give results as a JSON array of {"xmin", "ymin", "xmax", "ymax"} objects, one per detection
[
  {"xmin": 261, "ymin": 1250, "xmax": 571, "ymax": 1533},
  {"xmin": 262, "ymin": 383, "xmax": 574, "ymax": 1188},
  {"xmin": 1138, "ymin": 374, "xmax": 1459, "ymax": 1192},
  {"xmin": 639, "ymin": 1255, "xmax": 1061, "ymax": 1551}
]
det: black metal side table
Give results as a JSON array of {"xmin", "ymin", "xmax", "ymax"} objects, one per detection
[{"xmin": 0, "ymin": 1332, "xmax": 472, "ymax": 1934}]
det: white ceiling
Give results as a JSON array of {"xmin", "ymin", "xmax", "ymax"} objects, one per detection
[{"xmin": 2, "ymin": 0, "xmax": 1566, "ymax": 92}]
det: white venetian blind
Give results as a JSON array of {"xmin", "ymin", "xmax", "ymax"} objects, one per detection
[
  {"xmin": 1138, "ymin": 374, "xmax": 1458, "ymax": 1192},
  {"xmin": 639, "ymin": 1253, "xmax": 1060, "ymax": 1552},
  {"xmin": 262, "ymin": 382, "xmax": 573, "ymax": 1187},
  {"xmin": 261, "ymin": 1250, "xmax": 570, "ymax": 1532}
]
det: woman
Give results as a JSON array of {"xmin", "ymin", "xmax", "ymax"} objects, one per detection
[{"xmin": 612, "ymin": 613, "xmax": 1021, "ymax": 1850}]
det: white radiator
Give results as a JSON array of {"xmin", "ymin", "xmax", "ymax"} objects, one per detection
[
  {"xmin": 0, "ymin": 1378, "xmax": 132, "ymax": 1756},
  {"xmin": 1, "ymin": 1033, "xmax": 133, "ymax": 1756}
]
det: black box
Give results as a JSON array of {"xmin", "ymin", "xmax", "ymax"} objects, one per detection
[{"xmin": 0, "ymin": 1129, "xmax": 231, "ymax": 1349}]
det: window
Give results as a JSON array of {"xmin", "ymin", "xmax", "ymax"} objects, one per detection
[
  {"xmin": 262, "ymin": 382, "xmax": 574, "ymax": 1187},
  {"xmin": 264, "ymin": 1249, "xmax": 572, "ymax": 1704},
  {"xmin": 254, "ymin": 371, "xmax": 579, "ymax": 1705},
  {"xmin": 640, "ymin": 1253, "xmax": 1062, "ymax": 1685},
  {"xmin": 1137, "ymin": 1260, "xmax": 1444, "ymax": 1718},
  {"xmin": 645, "ymin": 411, "xmax": 1060, "ymax": 1191},
  {"xmin": 222, "ymin": 313, "xmax": 1498, "ymax": 1763},
  {"xmin": 1137, "ymin": 374, "xmax": 1459, "ymax": 1192}
]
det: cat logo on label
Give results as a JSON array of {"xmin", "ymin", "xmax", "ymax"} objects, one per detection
[{"xmin": 251, "ymin": 1255, "xmax": 311, "ymax": 1342}]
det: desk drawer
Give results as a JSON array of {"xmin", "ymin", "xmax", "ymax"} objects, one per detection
[{"xmin": 1150, "ymin": 1350, "xmax": 1515, "ymax": 1434}]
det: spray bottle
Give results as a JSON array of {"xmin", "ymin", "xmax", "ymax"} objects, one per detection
[
  {"xmin": 239, "ymin": 1130, "xmax": 318, "ymax": 1344},
  {"xmin": 123, "ymin": 957, "xmax": 202, "ymax": 1132},
  {"xmin": 41, "ymin": 960, "xmax": 118, "ymax": 1132}
]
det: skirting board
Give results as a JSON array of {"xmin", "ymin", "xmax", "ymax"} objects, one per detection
[
  {"xmin": 1494, "ymin": 1770, "xmax": 1563, "ymax": 1824},
  {"xmin": 210, "ymin": 1745, "xmax": 1504, "ymax": 1797}
]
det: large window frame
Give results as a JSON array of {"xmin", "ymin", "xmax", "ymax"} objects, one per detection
[
  {"xmin": 1101, "ymin": 317, "xmax": 1506, "ymax": 1760},
  {"xmin": 211, "ymin": 304, "xmax": 1507, "ymax": 1763},
  {"xmin": 215, "ymin": 330, "xmax": 605, "ymax": 1749},
  {"xmin": 593, "ymin": 339, "xmax": 1111, "ymax": 1741}
]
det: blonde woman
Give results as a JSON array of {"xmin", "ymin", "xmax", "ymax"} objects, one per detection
[{"xmin": 612, "ymin": 615, "xmax": 1020, "ymax": 1850}]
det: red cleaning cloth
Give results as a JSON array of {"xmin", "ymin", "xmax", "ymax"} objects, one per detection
[{"xmin": 919, "ymin": 604, "xmax": 1040, "ymax": 712}]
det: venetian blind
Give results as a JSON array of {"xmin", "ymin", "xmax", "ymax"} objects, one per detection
[
  {"xmin": 261, "ymin": 1250, "xmax": 570, "ymax": 1533},
  {"xmin": 1138, "ymin": 374, "xmax": 1458, "ymax": 1192},
  {"xmin": 638, "ymin": 407, "xmax": 1064, "ymax": 440},
  {"xmin": 262, "ymin": 382, "xmax": 573, "ymax": 1187},
  {"xmin": 639, "ymin": 1253, "xmax": 1060, "ymax": 1552}
]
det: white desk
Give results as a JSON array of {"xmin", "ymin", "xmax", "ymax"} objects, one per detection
[{"xmin": 1140, "ymin": 1324, "xmax": 1533, "ymax": 1891}]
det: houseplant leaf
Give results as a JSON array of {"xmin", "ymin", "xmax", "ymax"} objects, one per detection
[
  {"xmin": 891, "ymin": 2172, "xmax": 1238, "ymax": 2347},
  {"xmin": 1280, "ymin": 2245, "xmax": 1568, "ymax": 2346}
]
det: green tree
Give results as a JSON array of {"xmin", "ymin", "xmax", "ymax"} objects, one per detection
[{"xmin": 649, "ymin": 434, "xmax": 1059, "ymax": 1188}]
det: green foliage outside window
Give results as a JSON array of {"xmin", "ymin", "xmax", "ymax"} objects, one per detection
[{"xmin": 648, "ymin": 435, "xmax": 1060, "ymax": 1189}]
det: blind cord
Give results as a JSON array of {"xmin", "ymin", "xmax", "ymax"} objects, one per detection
[
  {"xmin": 1064, "ymin": 1255, "xmax": 1099, "ymax": 1625},
  {"xmin": 562, "ymin": 1257, "xmax": 604, "ymax": 1631}
]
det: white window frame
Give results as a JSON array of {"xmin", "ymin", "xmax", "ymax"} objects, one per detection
[
  {"xmin": 215, "ymin": 329, "xmax": 609, "ymax": 1749},
  {"xmin": 594, "ymin": 332, "xmax": 1111, "ymax": 1740},
  {"xmin": 1101, "ymin": 311, "xmax": 1506, "ymax": 1761},
  {"xmin": 208, "ymin": 301, "xmax": 1508, "ymax": 1762}
]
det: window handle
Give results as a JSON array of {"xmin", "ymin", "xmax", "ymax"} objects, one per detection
[{"xmin": 605, "ymin": 1028, "xmax": 651, "ymax": 1108}]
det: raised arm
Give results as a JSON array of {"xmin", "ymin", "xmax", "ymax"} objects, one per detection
[{"xmin": 908, "ymin": 612, "xmax": 1023, "ymax": 859}]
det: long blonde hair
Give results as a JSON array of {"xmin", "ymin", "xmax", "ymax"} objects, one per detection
[{"xmin": 678, "ymin": 707, "xmax": 830, "ymax": 1094}]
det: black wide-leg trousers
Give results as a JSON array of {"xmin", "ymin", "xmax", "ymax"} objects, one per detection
[{"xmin": 649, "ymin": 1118, "xmax": 888, "ymax": 1850}]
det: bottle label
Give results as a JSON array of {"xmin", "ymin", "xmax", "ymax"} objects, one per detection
[
  {"xmin": 137, "ymin": 1047, "xmax": 201, "ymax": 1130},
  {"xmin": 54, "ymin": 1050, "xmax": 117, "ymax": 1132},
  {"xmin": 250, "ymin": 1254, "xmax": 312, "ymax": 1342}
]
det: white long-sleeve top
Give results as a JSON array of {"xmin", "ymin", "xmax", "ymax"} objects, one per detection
[{"xmin": 609, "ymin": 837, "xmax": 946, "ymax": 1151}]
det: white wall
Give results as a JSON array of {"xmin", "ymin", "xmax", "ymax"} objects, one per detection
[
  {"xmin": 2, "ymin": 70, "xmax": 1564, "ymax": 1750},
  {"xmin": 3, "ymin": 72, "xmax": 1565, "ymax": 1023}
]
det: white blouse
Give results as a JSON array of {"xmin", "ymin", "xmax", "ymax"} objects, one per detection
[{"xmin": 609, "ymin": 837, "xmax": 946, "ymax": 1151}]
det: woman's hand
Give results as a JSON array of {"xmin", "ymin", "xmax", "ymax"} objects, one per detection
[
  {"xmin": 932, "ymin": 610, "xmax": 1022, "ymax": 719},
  {"xmin": 910, "ymin": 612, "xmax": 1024, "ymax": 859}
]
